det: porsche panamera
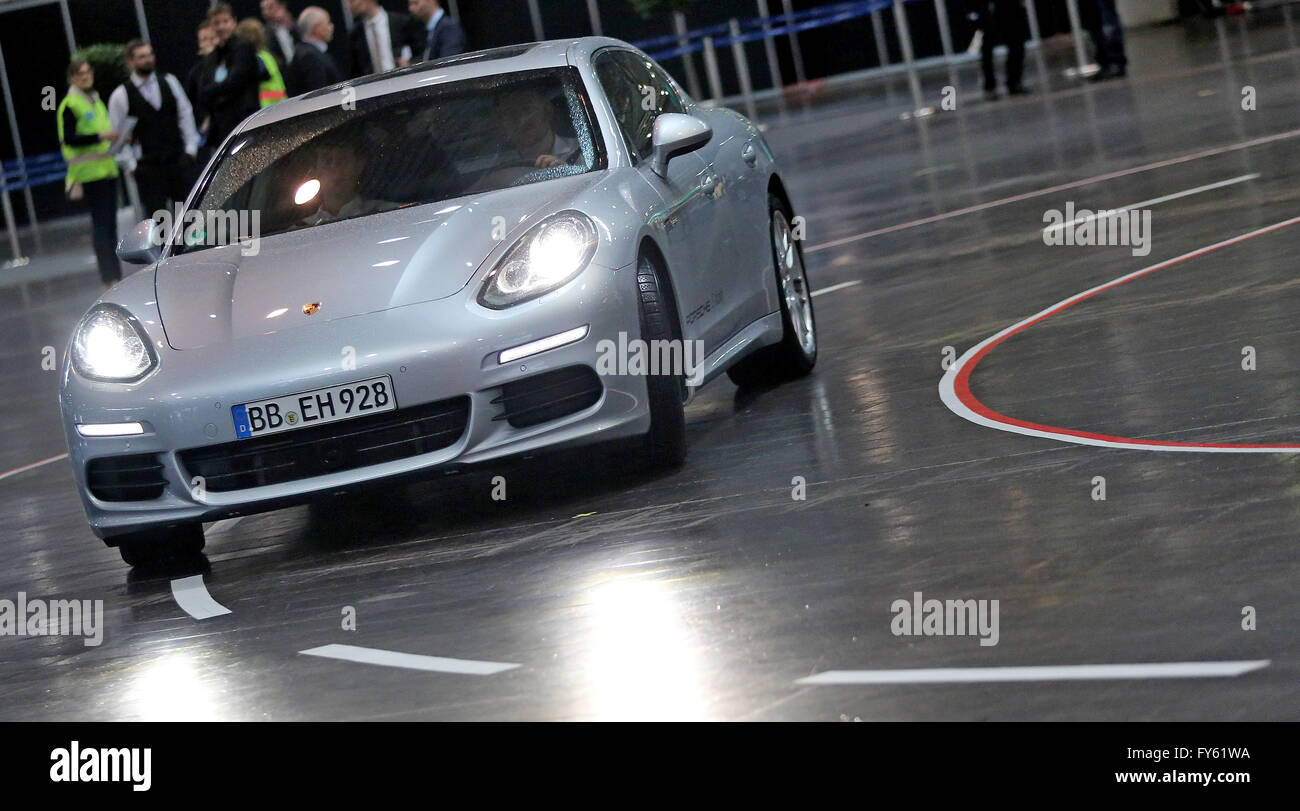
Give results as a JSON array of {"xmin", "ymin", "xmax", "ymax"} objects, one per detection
[{"xmin": 59, "ymin": 38, "xmax": 817, "ymax": 567}]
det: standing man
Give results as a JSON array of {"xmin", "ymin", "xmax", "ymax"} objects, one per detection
[
  {"xmin": 197, "ymin": 3, "xmax": 261, "ymax": 162},
  {"xmin": 1088, "ymin": 0, "xmax": 1129, "ymax": 81},
  {"xmin": 186, "ymin": 22, "xmax": 218, "ymax": 149},
  {"xmin": 286, "ymin": 7, "xmax": 343, "ymax": 96},
  {"xmin": 973, "ymin": 1, "xmax": 1027, "ymax": 100},
  {"xmin": 261, "ymin": 0, "xmax": 299, "ymax": 69},
  {"xmin": 109, "ymin": 40, "xmax": 200, "ymax": 219},
  {"xmin": 58, "ymin": 60, "xmax": 121, "ymax": 286},
  {"xmin": 348, "ymin": 0, "xmax": 416, "ymax": 77},
  {"xmin": 409, "ymin": 0, "xmax": 466, "ymax": 63}
]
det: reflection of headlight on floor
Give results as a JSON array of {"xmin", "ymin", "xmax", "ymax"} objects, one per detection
[
  {"xmin": 478, "ymin": 212, "xmax": 597, "ymax": 309},
  {"xmin": 71, "ymin": 305, "xmax": 156, "ymax": 382},
  {"xmin": 124, "ymin": 652, "xmax": 221, "ymax": 721},
  {"xmin": 578, "ymin": 573, "xmax": 709, "ymax": 721}
]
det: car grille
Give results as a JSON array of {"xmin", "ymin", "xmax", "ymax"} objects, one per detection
[
  {"xmin": 87, "ymin": 454, "xmax": 167, "ymax": 502},
  {"xmin": 492, "ymin": 366, "xmax": 603, "ymax": 429},
  {"xmin": 179, "ymin": 396, "xmax": 470, "ymax": 493}
]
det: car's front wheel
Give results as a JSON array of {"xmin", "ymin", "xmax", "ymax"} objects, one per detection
[
  {"xmin": 635, "ymin": 252, "xmax": 687, "ymax": 469},
  {"xmin": 727, "ymin": 195, "xmax": 818, "ymax": 388},
  {"xmin": 113, "ymin": 524, "xmax": 206, "ymax": 568}
]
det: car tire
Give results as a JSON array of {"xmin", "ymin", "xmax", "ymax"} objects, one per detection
[
  {"xmin": 114, "ymin": 524, "xmax": 206, "ymax": 568},
  {"xmin": 636, "ymin": 252, "xmax": 687, "ymax": 469},
  {"xmin": 727, "ymin": 195, "xmax": 818, "ymax": 389}
]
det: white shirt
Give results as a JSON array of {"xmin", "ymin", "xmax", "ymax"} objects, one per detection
[
  {"xmin": 365, "ymin": 8, "xmax": 395, "ymax": 73},
  {"xmin": 423, "ymin": 8, "xmax": 446, "ymax": 61},
  {"xmin": 270, "ymin": 23, "xmax": 295, "ymax": 64},
  {"xmin": 107, "ymin": 71, "xmax": 200, "ymax": 170}
]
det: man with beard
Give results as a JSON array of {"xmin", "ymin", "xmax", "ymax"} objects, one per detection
[{"xmin": 109, "ymin": 40, "xmax": 200, "ymax": 217}]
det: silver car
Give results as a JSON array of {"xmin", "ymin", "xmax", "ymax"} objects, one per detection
[{"xmin": 59, "ymin": 38, "xmax": 817, "ymax": 566}]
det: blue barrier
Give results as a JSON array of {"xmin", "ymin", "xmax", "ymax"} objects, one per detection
[
  {"xmin": 1, "ymin": 151, "xmax": 67, "ymax": 194},
  {"xmin": 636, "ymin": 0, "xmax": 901, "ymax": 61}
]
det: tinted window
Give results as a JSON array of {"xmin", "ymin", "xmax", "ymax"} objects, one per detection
[
  {"xmin": 182, "ymin": 67, "xmax": 604, "ymax": 250},
  {"xmin": 594, "ymin": 50, "xmax": 687, "ymax": 161}
]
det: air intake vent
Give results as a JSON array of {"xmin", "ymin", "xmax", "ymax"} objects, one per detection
[
  {"xmin": 492, "ymin": 366, "xmax": 602, "ymax": 429},
  {"xmin": 87, "ymin": 454, "xmax": 166, "ymax": 502}
]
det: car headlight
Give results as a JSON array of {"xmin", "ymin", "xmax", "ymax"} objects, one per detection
[
  {"xmin": 71, "ymin": 304, "xmax": 157, "ymax": 382},
  {"xmin": 478, "ymin": 212, "xmax": 598, "ymax": 309}
]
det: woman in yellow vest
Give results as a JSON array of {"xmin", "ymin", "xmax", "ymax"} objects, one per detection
[
  {"xmin": 236, "ymin": 18, "xmax": 287, "ymax": 108},
  {"xmin": 57, "ymin": 59, "xmax": 122, "ymax": 285}
]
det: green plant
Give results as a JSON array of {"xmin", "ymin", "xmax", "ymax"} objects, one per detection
[
  {"xmin": 72, "ymin": 43, "xmax": 128, "ymax": 100},
  {"xmin": 629, "ymin": 0, "xmax": 696, "ymax": 17}
]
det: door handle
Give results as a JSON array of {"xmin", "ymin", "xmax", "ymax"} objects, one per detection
[
  {"xmin": 742, "ymin": 142, "xmax": 758, "ymax": 166},
  {"xmin": 700, "ymin": 172, "xmax": 721, "ymax": 196}
]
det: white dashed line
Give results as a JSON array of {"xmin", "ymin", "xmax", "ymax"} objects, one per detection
[
  {"xmin": 299, "ymin": 643, "xmax": 520, "ymax": 675},
  {"xmin": 170, "ymin": 575, "xmax": 232, "ymax": 620},
  {"xmin": 796, "ymin": 660, "xmax": 1271, "ymax": 685},
  {"xmin": 812, "ymin": 280, "xmax": 863, "ymax": 297}
]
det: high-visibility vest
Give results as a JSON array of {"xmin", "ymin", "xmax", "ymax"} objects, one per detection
[
  {"xmin": 56, "ymin": 90, "xmax": 118, "ymax": 186},
  {"xmin": 258, "ymin": 50, "xmax": 287, "ymax": 107}
]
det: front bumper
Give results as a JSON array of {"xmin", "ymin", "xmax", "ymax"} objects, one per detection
[{"xmin": 61, "ymin": 265, "xmax": 649, "ymax": 539}]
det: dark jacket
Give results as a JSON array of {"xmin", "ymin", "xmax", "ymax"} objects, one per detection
[
  {"xmin": 349, "ymin": 10, "xmax": 419, "ymax": 77},
  {"xmin": 197, "ymin": 36, "xmax": 261, "ymax": 150},
  {"xmin": 416, "ymin": 15, "xmax": 467, "ymax": 63},
  {"xmin": 286, "ymin": 41, "xmax": 344, "ymax": 97}
]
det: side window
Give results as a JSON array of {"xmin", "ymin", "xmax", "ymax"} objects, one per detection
[{"xmin": 594, "ymin": 50, "xmax": 688, "ymax": 162}]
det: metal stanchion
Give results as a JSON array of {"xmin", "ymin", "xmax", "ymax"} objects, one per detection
[
  {"xmin": 780, "ymin": 0, "xmax": 808, "ymax": 85},
  {"xmin": 2, "ymin": 187, "xmax": 24, "ymax": 267},
  {"xmin": 586, "ymin": 0, "xmax": 603, "ymax": 36},
  {"xmin": 0, "ymin": 39, "xmax": 40, "ymax": 253},
  {"xmin": 58, "ymin": 0, "xmax": 75, "ymax": 52},
  {"xmin": 891, "ymin": 0, "xmax": 932, "ymax": 118},
  {"xmin": 729, "ymin": 19, "xmax": 759, "ymax": 122},
  {"xmin": 1024, "ymin": 0, "xmax": 1043, "ymax": 46},
  {"xmin": 702, "ymin": 37, "xmax": 724, "ymax": 106},
  {"xmin": 757, "ymin": 0, "xmax": 785, "ymax": 99},
  {"xmin": 870, "ymin": 8, "xmax": 890, "ymax": 67},
  {"xmin": 133, "ymin": 0, "xmax": 150, "ymax": 42},
  {"xmin": 933, "ymin": 0, "xmax": 955, "ymax": 62},
  {"xmin": 674, "ymin": 12, "xmax": 704, "ymax": 101},
  {"xmin": 526, "ymin": 0, "xmax": 545, "ymax": 42},
  {"xmin": 1063, "ymin": 0, "xmax": 1094, "ymax": 77}
]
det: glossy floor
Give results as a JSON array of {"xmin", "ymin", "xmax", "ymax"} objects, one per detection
[{"xmin": 0, "ymin": 13, "xmax": 1296, "ymax": 720}]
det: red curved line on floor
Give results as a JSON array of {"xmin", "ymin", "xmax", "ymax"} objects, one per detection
[{"xmin": 953, "ymin": 220, "xmax": 1300, "ymax": 449}]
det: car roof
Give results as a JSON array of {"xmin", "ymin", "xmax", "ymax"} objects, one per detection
[{"xmin": 236, "ymin": 37, "xmax": 639, "ymax": 134}]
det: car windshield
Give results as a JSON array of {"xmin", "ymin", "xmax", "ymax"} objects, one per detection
[{"xmin": 179, "ymin": 67, "xmax": 604, "ymax": 252}]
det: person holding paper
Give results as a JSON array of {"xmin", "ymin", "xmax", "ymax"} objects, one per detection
[{"xmin": 109, "ymin": 40, "xmax": 201, "ymax": 219}]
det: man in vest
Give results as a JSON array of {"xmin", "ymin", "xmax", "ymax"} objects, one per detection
[
  {"xmin": 58, "ymin": 59, "xmax": 121, "ymax": 285},
  {"xmin": 109, "ymin": 40, "xmax": 201, "ymax": 220}
]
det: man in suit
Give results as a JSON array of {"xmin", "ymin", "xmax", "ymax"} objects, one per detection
[
  {"xmin": 197, "ymin": 3, "xmax": 261, "ymax": 163},
  {"xmin": 348, "ymin": 0, "xmax": 416, "ymax": 77},
  {"xmin": 408, "ymin": 0, "xmax": 467, "ymax": 63},
  {"xmin": 286, "ymin": 7, "xmax": 343, "ymax": 96},
  {"xmin": 261, "ymin": 0, "xmax": 299, "ymax": 68}
]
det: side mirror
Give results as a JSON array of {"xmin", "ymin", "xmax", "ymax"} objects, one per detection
[
  {"xmin": 651, "ymin": 113, "xmax": 713, "ymax": 178},
  {"xmin": 117, "ymin": 219, "xmax": 163, "ymax": 265}
]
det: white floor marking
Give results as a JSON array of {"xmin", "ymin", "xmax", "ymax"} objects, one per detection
[
  {"xmin": 1042, "ymin": 174, "xmax": 1259, "ymax": 234},
  {"xmin": 939, "ymin": 214, "xmax": 1300, "ymax": 452},
  {"xmin": 0, "ymin": 453, "xmax": 68, "ymax": 483},
  {"xmin": 299, "ymin": 643, "xmax": 520, "ymax": 675},
  {"xmin": 170, "ymin": 575, "xmax": 232, "ymax": 620},
  {"xmin": 811, "ymin": 280, "xmax": 863, "ymax": 297},
  {"xmin": 796, "ymin": 660, "xmax": 1271, "ymax": 685},
  {"xmin": 205, "ymin": 517, "xmax": 243, "ymax": 535},
  {"xmin": 805, "ymin": 126, "xmax": 1300, "ymax": 252}
]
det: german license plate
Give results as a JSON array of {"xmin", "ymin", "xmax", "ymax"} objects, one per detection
[{"xmin": 232, "ymin": 376, "xmax": 396, "ymax": 439}]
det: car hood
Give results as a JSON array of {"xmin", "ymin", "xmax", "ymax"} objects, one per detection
[{"xmin": 155, "ymin": 174, "xmax": 603, "ymax": 350}]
